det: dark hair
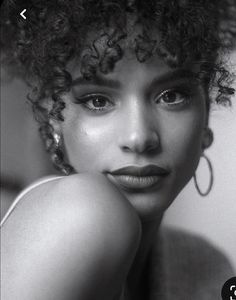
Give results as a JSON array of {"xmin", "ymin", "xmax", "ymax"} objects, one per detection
[{"xmin": 1, "ymin": 0, "xmax": 236, "ymax": 173}]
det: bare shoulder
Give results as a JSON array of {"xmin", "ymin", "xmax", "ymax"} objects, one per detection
[
  {"xmin": 1, "ymin": 173, "xmax": 141, "ymax": 300},
  {"xmin": 2, "ymin": 172, "xmax": 140, "ymax": 242}
]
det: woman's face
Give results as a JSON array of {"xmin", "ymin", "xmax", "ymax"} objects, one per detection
[{"xmin": 56, "ymin": 52, "xmax": 209, "ymax": 221}]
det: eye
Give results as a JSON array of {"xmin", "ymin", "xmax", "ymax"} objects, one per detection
[
  {"xmin": 75, "ymin": 94, "xmax": 114, "ymax": 112},
  {"xmin": 155, "ymin": 89, "xmax": 191, "ymax": 107}
]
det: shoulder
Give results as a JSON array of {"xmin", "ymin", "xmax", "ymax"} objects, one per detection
[
  {"xmin": 1, "ymin": 174, "xmax": 141, "ymax": 299},
  {"xmin": 157, "ymin": 226, "xmax": 234, "ymax": 299},
  {"xmin": 1, "ymin": 173, "xmax": 138, "ymax": 229},
  {"xmin": 1, "ymin": 173, "xmax": 140, "ymax": 248}
]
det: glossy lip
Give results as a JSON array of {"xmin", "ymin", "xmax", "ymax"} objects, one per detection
[
  {"xmin": 106, "ymin": 165, "xmax": 170, "ymax": 192},
  {"xmin": 109, "ymin": 165, "xmax": 170, "ymax": 176}
]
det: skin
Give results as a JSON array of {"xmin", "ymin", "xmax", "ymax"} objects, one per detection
[{"xmin": 1, "ymin": 42, "xmax": 213, "ymax": 300}]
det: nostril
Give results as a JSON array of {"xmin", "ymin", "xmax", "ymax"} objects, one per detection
[
  {"xmin": 122, "ymin": 145, "xmax": 132, "ymax": 153},
  {"xmin": 147, "ymin": 133, "xmax": 160, "ymax": 150},
  {"xmin": 146, "ymin": 141, "xmax": 159, "ymax": 152},
  {"xmin": 120, "ymin": 131, "xmax": 160, "ymax": 154}
]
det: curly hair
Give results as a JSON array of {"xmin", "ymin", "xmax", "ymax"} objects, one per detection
[{"xmin": 1, "ymin": 0, "xmax": 236, "ymax": 174}]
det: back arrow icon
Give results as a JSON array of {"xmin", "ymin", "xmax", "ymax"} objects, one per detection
[{"xmin": 20, "ymin": 9, "xmax": 26, "ymax": 20}]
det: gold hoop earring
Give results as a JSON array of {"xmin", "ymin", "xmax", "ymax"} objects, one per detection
[{"xmin": 194, "ymin": 154, "xmax": 213, "ymax": 197}]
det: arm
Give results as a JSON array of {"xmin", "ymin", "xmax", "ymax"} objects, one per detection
[{"xmin": 1, "ymin": 173, "xmax": 141, "ymax": 300}]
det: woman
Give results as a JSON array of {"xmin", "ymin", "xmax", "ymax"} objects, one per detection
[{"xmin": 1, "ymin": 0, "xmax": 236, "ymax": 299}]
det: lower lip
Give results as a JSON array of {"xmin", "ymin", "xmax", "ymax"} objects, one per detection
[{"xmin": 107, "ymin": 174, "xmax": 166, "ymax": 192}]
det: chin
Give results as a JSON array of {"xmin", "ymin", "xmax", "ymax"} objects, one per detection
[{"xmin": 125, "ymin": 192, "xmax": 173, "ymax": 222}]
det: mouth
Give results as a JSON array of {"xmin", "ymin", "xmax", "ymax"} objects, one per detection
[{"xmin": 106, "ymin": 165, "xmax": 170, "ymax": 192}]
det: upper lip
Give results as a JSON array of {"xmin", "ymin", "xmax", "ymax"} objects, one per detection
[{"xmin": 108, "ymin": 165, "xmax": 170, "ymax": 177}]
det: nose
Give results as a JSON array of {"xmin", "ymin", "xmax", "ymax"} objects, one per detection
[{"xmin": 119, "ymin": 101, "xmax": 160, "ymax": 154}]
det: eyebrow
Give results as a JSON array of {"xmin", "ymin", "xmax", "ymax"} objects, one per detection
[
  {"xmin": 148, "ymin": 69, "xmax": 199, "ymax": 90},
  {"xmin": 71, "ymin": 69, "xmax": 198, "ymax": 90}
]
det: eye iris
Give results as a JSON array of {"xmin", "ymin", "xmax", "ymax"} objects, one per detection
[
  {"xmin": 163, "ymin": 91, "xmax": 177, "ymax": 103},
  {"xmin": 92, "ymin": 97, "xmax": 106, "ymax": 107}
]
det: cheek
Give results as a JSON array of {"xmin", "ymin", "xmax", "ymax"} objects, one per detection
[
  {"xmin": 163, "ymin": 111, "xmax": 205, "ymax": 190},
  {"xmin": 61, "ymin": 113, "xmax": 116, "ymax": 172}
]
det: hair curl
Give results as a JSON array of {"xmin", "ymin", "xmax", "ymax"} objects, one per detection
[{"xmin": 1, "ymin": 0, "xmax": 236, "ymax": 173}]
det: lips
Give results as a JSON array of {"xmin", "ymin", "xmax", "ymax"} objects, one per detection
[{"xmin": 107, "ymin": 165, "xmax": 170, "ymax": 192}]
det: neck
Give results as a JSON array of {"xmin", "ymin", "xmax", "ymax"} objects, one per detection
[{"xmin": 126, "ymin": 214, "xmax": 163, "ymax": 299}]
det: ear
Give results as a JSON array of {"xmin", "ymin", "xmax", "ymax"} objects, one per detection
[{"xmin": 201, "ymin": 127, "xmax": 214, "ymax": 151}]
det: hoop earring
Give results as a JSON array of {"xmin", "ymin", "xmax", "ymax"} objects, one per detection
[{"xmin": 194, "ymin": 154, "xmax": 213, "ymax": 197}]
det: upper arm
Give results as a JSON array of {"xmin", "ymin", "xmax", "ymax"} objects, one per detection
[{"xmin": 1, "ymin": 173, "xmax": 141, "ymax": 300}]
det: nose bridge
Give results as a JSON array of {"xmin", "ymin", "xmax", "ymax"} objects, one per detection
[
  {"xmin": 119, "ymin": 94, "xmax": 160, "ymax": 153},
  {"xmin": 128, "ymin": 98, "xmax": 151, "ymax": 133}
]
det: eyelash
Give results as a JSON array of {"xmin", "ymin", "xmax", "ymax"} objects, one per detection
[
  {"xmin": 75, "ymin": 94, "xmax": 114, "ymax": 113},
  {"xmin": 74, "ymin": 88, "xmax": 194, "ymax": 112},
  {"xmin": 155, "ymin": 88, "xmax": 193, "ymax": 108}
]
